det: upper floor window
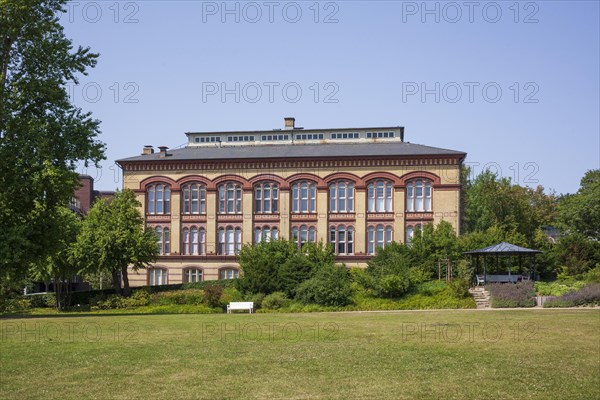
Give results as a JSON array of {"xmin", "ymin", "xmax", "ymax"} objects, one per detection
[
  {"xmin": 291, "ymin": 225, "xmax": 316, "ymax": 251},
  {"xmin": 184, "ymin": 268, "xmax": 203, "ymax": 283},
  {"xmin": 218, "ymin": 226, "xmax": 242, "ymax": 255},
  {"xmin": 368, "ymin": 225, "xmax": 393, "ymax": 255},
  {"xmin": 155, "ymin": 226, "xmax": 170, "ymax": 255},
  {"xmin": 292, "ymin": 181, "xmax": 316, "ymax": 213},
  {"xmin": 149, "ymin": 268, "xmax": 167, "ymax": 286},
  {"xmin": 220, "ymin": 268, "xmax": 239, "ymax": 280},
  {"xmin": 182, "ymin": 183, "xmax": 206, "ymax": 214},
  {"xmin": 147, "ymin": 184, "xmax": 170, "ymax": 215},
  {"xmin": 182, "ymin": 226, "xmax": 206, "ymax": 255},
  {"xmin": 368, "ymin": 180, "xmax": 393, "ymax": 212},
  {"xmin": 255, "ymin": 183, "xmax": 278, "ymax": 213},
  {"xmin": 329, "ymin": 181, "xmax": 354, "ymax": 213},
  {"xmin": 218, "ymin": 183, "xmax": 242, "ymax": 214},
  {"xmin": 329, "ymin": 225, "xmax": 354, "ymax": 255},
  {"xmin": 406, "ymin": 180, "xmax": 432, "ymax": 212}
]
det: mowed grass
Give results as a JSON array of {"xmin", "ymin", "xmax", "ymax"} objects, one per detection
[{"xmin": 1, "ymin": 310, "xmax": 598, "ymax": 400}]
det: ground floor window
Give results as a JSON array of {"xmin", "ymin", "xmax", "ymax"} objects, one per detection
[
  {"xmin": 220, "ymin": 268, "xmax": 239, "ymax": 280},
  {"xmin": 149, "ymin": 268, "xmax": 167, "ymax": 286},
  {"xmin": 291, "ymin": 225, "xmax": 317, "ymax": 251},
  {"xmin": 185, "ymin": 268, "xmax": 203, "ymax": 283}
]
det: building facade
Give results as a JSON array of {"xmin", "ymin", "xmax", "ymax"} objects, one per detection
[{"xmin": 117, "ymin": 118, "xmax": 466, "ymax": 287}]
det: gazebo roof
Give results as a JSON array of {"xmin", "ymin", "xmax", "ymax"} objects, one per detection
[{"xmin": 463, "ymin": 242, "xmax": 542, "ymax": 255}]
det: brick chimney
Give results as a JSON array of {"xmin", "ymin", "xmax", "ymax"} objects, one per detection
[
  {"xmin": 158, "ymin": 146, "xmax": 169, "ymax": 156},
  {"xmin": 142, "ymin": 145, "xmax": 154, "ymax": 155},
  {"xmin": 284, "ymin": 117, "xmax": 295, "ymax": 130}
]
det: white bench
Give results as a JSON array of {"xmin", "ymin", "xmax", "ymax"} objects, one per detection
[
  {"xmin": 227, "ymin": 302, "xmax": 254, "ymax": 314},
  {"xmin": 475, "ymin": 275, "xmax": 485, "ymax": 286}
]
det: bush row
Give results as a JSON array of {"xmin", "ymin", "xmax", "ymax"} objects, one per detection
[{"xmin": 543, "ymin": 283, "xmax": 600, "ymax": 308}]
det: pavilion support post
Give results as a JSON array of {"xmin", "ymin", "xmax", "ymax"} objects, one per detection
[{"xmin": 483, "ymin": 255, "xmax": 487, "ymax": 284}]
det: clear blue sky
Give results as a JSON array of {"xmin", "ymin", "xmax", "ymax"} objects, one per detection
[{"xmin": 60, "ymin": 1, "xmax": 600, "ymax": 195}]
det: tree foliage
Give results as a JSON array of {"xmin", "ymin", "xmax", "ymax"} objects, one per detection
[
  {"xmin": 558, "ymin": 169, "xmax": 600, "ymax": 239},
  {"xmin": 0, "ymin": 0, "xmax": 105, "ymax": 284},
  {"xmin": 73, "ymin": 190, "xmax": 157, "ymax": 296}
]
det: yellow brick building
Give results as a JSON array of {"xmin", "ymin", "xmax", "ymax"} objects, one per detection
[{"xmin": 117, "ymin": 118, "xmax": 466, "ymax": 286}]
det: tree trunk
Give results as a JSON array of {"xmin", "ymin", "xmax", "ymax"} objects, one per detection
[
  {"xmin": 112, "ymin": 270, "xmax": 122, "ymax": 295},
  {"xmin": 121, "ymin": 265, "xmax": 130, "ymax": 297}
]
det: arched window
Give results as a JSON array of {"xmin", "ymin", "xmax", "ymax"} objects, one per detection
[
  {"xmin": 184, "ymin": 268, "xmax": 203, "ymax": 283},
  {"xmin": 406, "ymin": 180, "xmax": 432, "ymax": 212},
  {"xmin": 291, "ymin": 181, "xmax": 316, "ymax": 213},
  {"xmin": 217, "ymin": 226, "xmax": 242, "ymax": 255},
  {"xmin": 255, "ymin": 226, "xmax": 279, "ymax": 243},
  {"xmin": 218, "ymin": 183, "xmax": 242, "ymax": 214},
  {"xmin": 147, "ymin": 184, "xmax": 170, "ymax": 215},
  {"xmin": 367, "ymin": 180, "xmax": 393, "ymax": 212},
  {"xmin": 182, "ymin": 183, "xmax": 206, "ymax": 214},
  {"xmin": 367, "ymin": 225, "xmax": 393, "ymax": 255},
  {"xmin": 406, "ymin": 224, "xmax": 422, "ymax": 245},
  {"xmin": 149, "ymin": 268, "xmax": 167, "ymax": 286},
  {"xmin": 182, "ymin": 226, "xmax": 206, "ymax": 255},
  {"xmin": 329, "ymin": 181, "xmax": 354, "ymax": 213},
  {"xmin": 291, "ymin": 225, "xmax": 317, "ymax": 250},
  {"xmin": 329, "ymin": 225, "xmax": 354, "ymax": 255},
  {"xmin": 155, "ymin": 226, "xmax": 170, "ymax": 255},
  {"xmin": 220, "ymin": 268, "xmax": 239, "ymax": 280},
  {"xmin": 255, "ymin": 182, "xmax": 279, "ymax": 213}
]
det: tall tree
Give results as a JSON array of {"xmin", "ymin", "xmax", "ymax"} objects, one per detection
[
  {"xmin": 559, "ymin": 169, "xmax": 600, "ymax": 239},
  {"xmin": 73, "ymin": 190, "xmax": 158, "ymax": 296},
  {"xmin": 0, "ymin": 0, "xmax": 105, "ymax": 284}
]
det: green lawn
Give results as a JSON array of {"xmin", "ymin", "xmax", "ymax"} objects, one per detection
[{"xmin": 1, "ymin": 309, "xmax": 598, "ymax": 399}]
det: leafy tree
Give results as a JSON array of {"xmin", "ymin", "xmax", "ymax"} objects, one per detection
[
  {"xmin": 558, "ymin": 169, "xmax": 600, "ymax": 239},
  {"xmin": 31, "ymin": 207, "xmax": 81, "ymax": 310},
  {"xmin": 73, "ymin": 190, "xmax": 157, "ymax": 296},
  {"xmin": 0, "ymin": 0, "xmax": 105, "ymax": 285}
]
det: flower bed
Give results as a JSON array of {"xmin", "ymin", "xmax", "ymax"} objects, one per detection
[
  {"xmin": 543, "ymin": 283, "xmax": 600, "ymax": 308},
  {"xmin": 486, "ymin": 281, "xmax": 536, "ymax": 308}
]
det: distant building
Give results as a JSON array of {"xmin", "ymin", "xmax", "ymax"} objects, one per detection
[
  {"xmin": 117, "ymin": 118, "xmax": 466, "ymax": 287},
  {"xmin": 70, "ymin": 174, "xmax": 115, "ymax": 215}
]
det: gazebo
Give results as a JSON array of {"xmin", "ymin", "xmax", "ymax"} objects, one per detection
[{"xmin": 463, "ymin": 242, "xmax": 542, "ymax": 285}]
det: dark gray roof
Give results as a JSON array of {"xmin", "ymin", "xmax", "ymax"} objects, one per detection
[
  {"xmin": 463, "ymin": 242, "xmax": 542, "ymax": 255},
  {"xmin": 117, "ymin": 142, "xmax": 466, "ymax": 163}
]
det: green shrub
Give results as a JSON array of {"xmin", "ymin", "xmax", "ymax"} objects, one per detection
[
  {"xmin": 376, "ymin": 274, "xmax": 411, "ymax": 298},
  {"xmin": 262, "ymin": 292, "xmax": 291, "ymax": 310},
  {"xmin": 448, "ymin": 278, "xmax": 470, "ymax": 298},
  {"xmin": 247, "ymin": 293, "xmax": 266, "ymax": 309},
  {"xmin": 203, "ymin": 284, "xmax": 223, "ymax": 308},
  {"xmin": 0, "ymin": 297, "xmax": 31, "ymax": 313},
  {"xmin": 581, "ymin": 265, "xmax": 600, "ymax": 283},
  {"xmin": 220, "ymin": 287, "xmax": 244, "ymax": 307},
  {"xmin": 28, "ymin": 293, "xmax": 56, "ymax": 308},
  {"xmin": 296, "ymin": 264, "xmax": 353, "ymax": 307},
  {"xmin": 152, "ymin": 289, "xmax": 203, "ymax": 306}
]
